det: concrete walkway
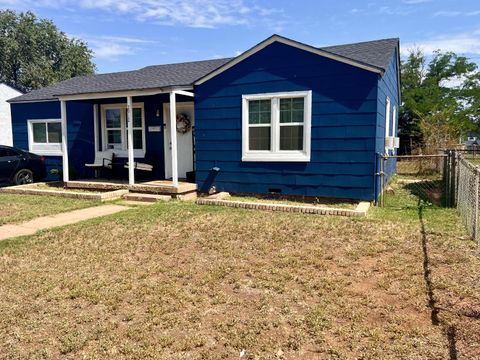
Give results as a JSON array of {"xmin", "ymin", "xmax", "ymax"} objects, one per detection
[{"xmin": 0, "ymin": 204, "xmax": 129, "ymax": 241}]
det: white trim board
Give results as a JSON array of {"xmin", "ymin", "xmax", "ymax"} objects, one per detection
[
  {"xmin": 195, "ymin": 35, "xmax": 384, "ymax": 86},
  {"xmin": 57, "ymin": 87, "xmax": 193, "ymax": 102}
]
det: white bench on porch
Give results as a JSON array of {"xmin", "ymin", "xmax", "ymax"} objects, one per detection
[{"xmin": 85, "ymin": 150, "xmax": 114, "ymax": 177}]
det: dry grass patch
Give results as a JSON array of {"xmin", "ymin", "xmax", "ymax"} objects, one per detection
[
  {"xmin": 0, "ymin": 193, "xmax": 100, "ymax": 225},
  {"xmin": 0, "ymin": 200, "xmax": 479, "ymax": 358}
]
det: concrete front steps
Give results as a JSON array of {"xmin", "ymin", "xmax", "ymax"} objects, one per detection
[
  {"xmin": 123, "ymin": 193, "xmax": 171, "ymax": 203},
  {"xmin": 122, "ymin": 191, "xmax": 197, "ymax": 203}
]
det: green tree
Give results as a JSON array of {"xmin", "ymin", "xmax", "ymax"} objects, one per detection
[
  {"xmin": 0, "ymin": 10, "xmax": 96, "ymax": 92},
  {"xmin": 400, "ymin": 48, "xmax": 480, "ymax": 150}
]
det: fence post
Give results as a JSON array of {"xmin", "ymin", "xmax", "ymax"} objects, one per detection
[
  {"xmin": 475, "ymin": 168, "xmax": 480, "ymax": 242},
  {"xmin": 452, "ymin": 151, "xmax": 458, "ymax": 206},
  {"xmin": 380, "ymin": 155, "xmax": 385, "ymax": 207},
  {"xmin": 444, "ymin": 150, "xmax": 450, "ymax": 207}
]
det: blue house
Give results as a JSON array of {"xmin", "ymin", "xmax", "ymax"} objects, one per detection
[{"xmin": 9, "ymin": 35, "xmax": 400, "ymax": 202}]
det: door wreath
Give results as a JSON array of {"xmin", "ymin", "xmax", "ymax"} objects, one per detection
[{"xmin": 176, "ymin": 113, "xmax": 192, "ymax": 134}]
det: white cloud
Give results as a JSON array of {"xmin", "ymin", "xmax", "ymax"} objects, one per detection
[
  {"xmin": 402, "ymin": 0, "xmax": 432, "ymax": 4},
  {"xmin": 2, "ymin": 0, "xmax": 284, "ymax": 30},
  {"xmin": 434, "ymin": 9, "xmax": 480, "ymax": 17},
  {"xmin": 92, "ymin": 43, "xmax": 134, "ymax": 60},
  {"xmin": 401, "ymin": 31, "xmax": 480, "ymax": 57},
  {"xmin": 433, "ymin": 10, "xmax": 462, "ymax": 17},
  {"xmin": 78, "ymin": 35, "xmax": 155, "ymax": 60}
]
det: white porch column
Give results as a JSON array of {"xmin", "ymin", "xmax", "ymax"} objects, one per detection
[
  {"xmin": 169, "ymin": 91, "xmax": 179, "ymax": 187},
  {"xmin": 127, "ymin": 96, "xmax": 135, "ymax": 185},
  {"xmin": 60, "ymin": 100, "xmax": 69, "ymax": 183},
  {"xmin": 93, "ymin": 104, "xmax": 99, "ymax": 152}
]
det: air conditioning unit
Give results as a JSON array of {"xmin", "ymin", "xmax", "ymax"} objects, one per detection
[
  {"xmin": 385, "ymin": 136, "xmax": 394, "ymax": 149},
  {"xmin": 393, "ymin": 137, "xmax": 400, "ymax": 149}
]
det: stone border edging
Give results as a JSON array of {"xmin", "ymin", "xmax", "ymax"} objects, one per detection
[
  {"xmin": 196, "ymin": 198, "xmax": 370, "ymax": 217},
  {"xmin": 0, "ymin": 184, "xmax": 128, "ymax": 201}
]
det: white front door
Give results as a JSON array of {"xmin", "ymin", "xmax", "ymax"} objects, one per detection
[{"xmin": 163, "ymin": 102, "xmax": 195, "ymax": 179}]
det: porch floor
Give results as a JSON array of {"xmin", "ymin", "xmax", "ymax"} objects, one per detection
[{"xmin": 65, "ymin": 179, "xmax": 197, "ymax": 195}]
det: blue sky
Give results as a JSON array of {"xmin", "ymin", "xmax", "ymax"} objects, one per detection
[{"xmin": 1, "ymin": 0, "xmax": 479, "ymax": 73}]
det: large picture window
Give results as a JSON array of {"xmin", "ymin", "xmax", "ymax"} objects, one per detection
[
  {"xmin": 28, "ymin": 119, "xmax": 62, "ymax": 155},
  {"xmin": 101, "ymin": 103, "xmax": 145, "ymax": 157},
  {"xmin": 242, "ymin": 91, "xmax": 311, "ymax": 162}
]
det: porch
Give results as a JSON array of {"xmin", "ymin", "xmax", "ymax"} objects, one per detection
[{"xmin": 58, "ymin": 88, "xmax": 196, "ymax": 191}]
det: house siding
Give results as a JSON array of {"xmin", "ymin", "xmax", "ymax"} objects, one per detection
[
  {"xmin": 11, "ymin": 100, "xmax": 95, "ymax": 180},
  {"xmin": 0, "ymin": 84, "xmax": 22, "ymax": 146},
  {"xmin": 375, "ymin": 48, "xmax": 400, "ymax": 202},
  {"xmin": 194, "ymin": 42, "xmax": 380, "ymax": 201}
]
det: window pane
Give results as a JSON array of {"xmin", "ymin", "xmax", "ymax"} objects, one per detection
[
  {"xmin": 249, "ymin": 126, "xmax": 270, "ymax": 150},
  {"xmin": 106, "ymin": 109, "xmax": 121, "ymax": 128},
  {"xmin": 292, "ymin": 109, "xmax": 304, "ymax": 122},
  {"xmin": 32, "ymin": 123, "xmax": 47, "ymax": 143},
  {"xmin": 280, "ymin": 125, "xmax": 303, "ymax": 150},
  {"xmin": 107, "ymin": 130, "xmax": 121, "ymax": 144},
  {"xmin": 132, "ymin": 108, "xmax": 142, "ymax": 128},
  {"xmin": 292, "ymin": 98, "xmax": 304, "ymax": 109},
  {"xmin": 47, "ymin": 122, "xmax": 61, "ymax": 143},
  {"xmin": 280, "ymin": 98, "xmax": 304, "ymax": 123},
  {"xmin": 249, "ymin": 100, "xmax": 271, "ymax": 124},
  {"xmin": 133, "ymin": 130, "xmax": 143, "ymax": 149},
  {"xmin": 280, "ymin": 110, "xmax": 291, "ymax": 123}
]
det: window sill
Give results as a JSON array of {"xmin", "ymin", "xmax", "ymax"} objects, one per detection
[
  {"xmin": 242, "ymin": 152, "xmax": 310, "ymax": 162},
  {"xmin": 29, "ymin": 144, "xmax": 62, "ymax": 156}
]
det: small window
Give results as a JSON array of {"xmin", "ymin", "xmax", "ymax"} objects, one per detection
[
  {"xmin": 280, "ymin": 98, "xmax": 304, "ymax": 151},
  {"xmin": 242, "ymin": 91, "xmax": 312, "ymax": 162},
  {"xmin": 105, "ymin": 109, "xmax": 122, "ymax": 150},
  {"xmin": 248, "ymin": 99, "xmax": 271, "ymax": 150},
  {"xmin": 101, "ymin": 103, "xmax": 145, "ymax": 157},
  {"xmin": 28, "ymin": 119, "xmax": 62, "ymax": 155}
]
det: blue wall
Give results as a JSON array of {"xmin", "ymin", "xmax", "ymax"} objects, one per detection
[
  {"xmin": 375, "ymin": 47, "xmax": 400, "ymax": 202},
  {"xmin": 194, "ymin": 41, "xmax": 381, "ymax": 201},
  {"xmin": 11, "ymin": 100, "xmax": 94, "ymax": 180}
]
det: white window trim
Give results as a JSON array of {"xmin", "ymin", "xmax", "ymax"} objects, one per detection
[
  {"xmin": 27, "ymin": 119, "xmax": 63, "ymax": 156},
  {"xmin": 242, "ymin": 90, "xmax": 312, "ymax": 162},
  {"xmin": 100, "ymin": 102, "xmax": 146, "ymax": 158},
  {"xmin": 384, "ymin": 96, "xmax": 391, "ymax": 152},
  {"xmin": 392, "ymin": 105, "xmax": 397, "ymax": 138}
]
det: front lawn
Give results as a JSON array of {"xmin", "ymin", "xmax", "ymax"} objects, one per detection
[
  {"xmin": 0, "ymin": 193, "xmax": 100, "ymax": 225},
  {"xmin": 0, "ymin": 192, "xmax": 479, "ymax": 358}
]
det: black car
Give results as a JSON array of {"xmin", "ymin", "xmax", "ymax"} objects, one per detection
[{"xmin": 0, "ymin": 145, "xmax": 47, "ymax": 185}]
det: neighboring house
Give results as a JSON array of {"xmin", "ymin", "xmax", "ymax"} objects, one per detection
[
  {"xmin": 463, "ymin": 132, "xmax": 480, "ymax": 148},
  {"xmin": 9, "ymin": 35, "xmax": 400, "ymax": 202},
  {"xmin": 0, "ymin": 82, "xmax": 22, "ymax": 146}
]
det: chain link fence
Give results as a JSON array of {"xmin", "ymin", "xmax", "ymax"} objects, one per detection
[
  {"xmin": 455, "ymin": 153, "xmax": 480, "ymax": 242},
  {"xmin": 379, "ymin": 150, "xmax": 480, "ymax": 243},
  {"xmin": 379, "ymin": 154, "xmax": 449, "ymax": 208}
]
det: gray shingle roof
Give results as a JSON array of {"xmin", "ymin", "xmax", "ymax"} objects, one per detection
[
  {"xmin": 320, "ymin": 38, "xmax": 399, "ymax": 71},
  {"xmin": 9, "ymin": 58, "xmax": 232, "ymax": 103},
  {"xmin": 10, "ymin": 36, "xmax": 399, "ymax": 103}
]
